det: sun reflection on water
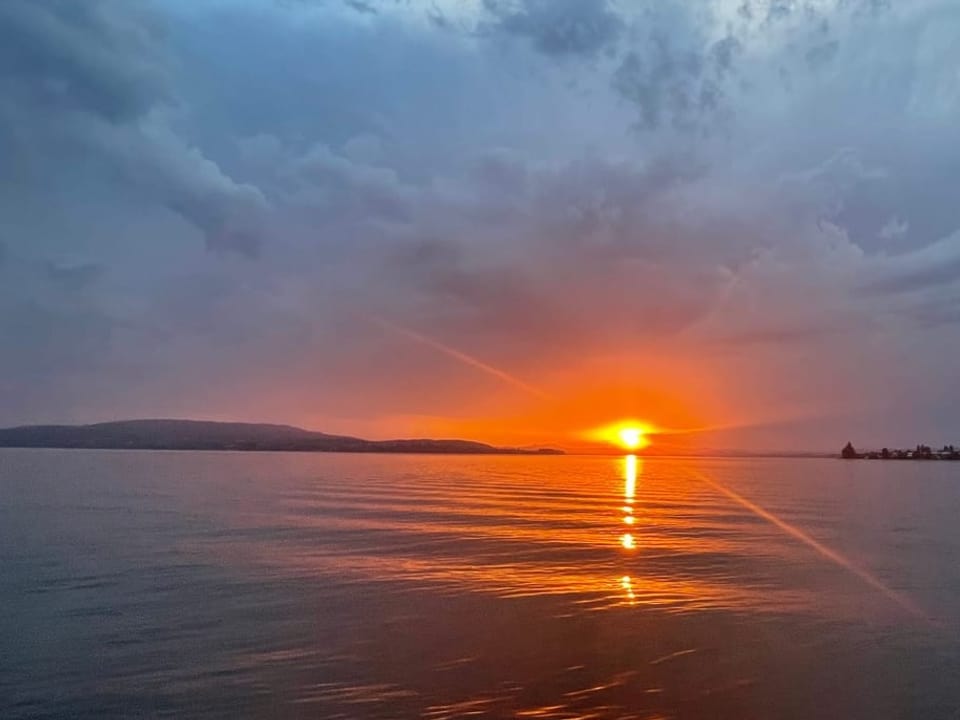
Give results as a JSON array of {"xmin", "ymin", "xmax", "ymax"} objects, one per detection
[
  {"xmin": 624, "ymin": 454, "xmax": 638, "ymax": 501},
  {"xmin": 619, "ymin": 454, "xmax": 639, "ymax": 554},
  {"xmin": 620, "ymin": 454, "xmax": 640, "ymax": 602}
]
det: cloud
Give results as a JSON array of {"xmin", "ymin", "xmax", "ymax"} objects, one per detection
[
  {"xmin": 343, "ymin": 0, "xmax": 380, "ymax": 15},
  {"xmin": 0, "ymin": 0, "xmax": 267, "ymax": 257},
  {"xmin": 862, "ymin": 231, "xmax": 960, "ymax": 296},
  {"xmin": 287, "ymin": 142, "xmax": 411, "ymax": 223},
  {"xmin": 44, "ymin": 260, "xmax": 104, "ymax": 292},
  {"xmin": 612, "ymin": 28, "xmax": 741, "ymax": 132},
  {"xmin": 879, "ymin": 217, "xmax": 908, "ymax": 242},
  {"xmin": 483, "ymin": 0, "xmax": 623, "ymax": 58},
  {"xmin": 0, "ymin": 0, "xmax": 169, "ymax": 122},
  {"xmin": 92, "ymin": 115, "xmax": 269, "ymax": 256}
]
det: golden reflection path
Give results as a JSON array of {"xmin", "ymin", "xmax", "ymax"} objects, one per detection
[
  {"xmin": 686, "ymin": 467, "xmax": 929, "ymax": 621},
  {"xmin": 619, "ymin": 454, "xmax": 639, "ymax": 603},
  {"xmin": 619, "ymin": 454, "xmax": 638, "ymax": 552}
]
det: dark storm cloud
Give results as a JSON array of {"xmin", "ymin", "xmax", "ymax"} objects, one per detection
[
  {"xmin": 610, "ymin": 6, "xmax": 742, "ymax": 132},
  {"xmin": 483, "ymin": 0, "xmax": 623, "ymax": 58},
  {"xmin": 97, "ymin": 120, "xmax": 269, "ymax": 257},
  {"xmin": 613, "ymin": 44, "xmax": 722, "ymax": 132},
  {"xmin": 0, "ymin": 0, "xmax": 266, "ymax": 257},
  {"xmin": 369, "ymin": 152, "xmax": 740, "ymax": 361},
  {"xmin": 391, "ymin": 238, "xmax": 572, "ymax": 346},
  {"xmin": 0, "ymin": 0, "xmax": 168, "ymax": 122}
]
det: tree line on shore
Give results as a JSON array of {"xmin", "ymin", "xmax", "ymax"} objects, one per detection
[{"xmin": 841, "ymin": 442, "xmax": 960, "ymax": 460}]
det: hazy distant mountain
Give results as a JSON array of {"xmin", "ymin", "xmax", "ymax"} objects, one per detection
[{"xmin": 0, "ymin": 419, "xmax": 563, "ymax": 455}]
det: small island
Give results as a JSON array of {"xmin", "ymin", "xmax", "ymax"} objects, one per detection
[{"xmin": 841, "ymin": 441, "xmax": 960, "ymax": 460}]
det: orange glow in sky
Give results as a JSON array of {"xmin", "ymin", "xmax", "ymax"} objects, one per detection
[{"xmin": 289, "ymin": 320, "xmax": 734, "ymax": 452}]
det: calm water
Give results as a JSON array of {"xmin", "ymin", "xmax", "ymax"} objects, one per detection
[{"xmin": 2, "ymin": 450, "xmax": 960, "ymax": 719}]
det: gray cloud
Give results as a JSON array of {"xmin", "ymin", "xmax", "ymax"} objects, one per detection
[
  {"xmin": 288, "ymin": 142, "xmax": 411, "ymax": 223},
  {"xmin": 611, "ymin": 9, "xmax": 741, "ymax": 132},
  {"xmin": 44, "ymin": 260, "xmax": 104, "ymax": 293},
  {"xmin": 93, "ymin": 117, "xmax": 269, "ymax": 256},
  {"xmin": 0, "ymin": 0, "xmax": 168, "ymax": 122},
  {"xmin": 904, "ymin": 296, "xmax": 960, "ymax": 329},
  {"xmin": 862, "ymin": 231, "xmax": 960, "ymax": 296},
  {"xmin": 0, "ymin": 0, "xmax": 267, "ymax": 257},
  {"xmin": 483, "ymin": 0, "xmax": 623, "ymax": 58},
  {"xmin": 806, "ymin": 39, "xmax": 839, "ymax": 69},
  {"xmin": 343, "ymin": 0, "xmax": 379, "ymax": 15}
]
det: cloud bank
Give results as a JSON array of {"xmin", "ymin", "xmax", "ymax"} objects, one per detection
[{"xmin": 3, "ymin": 0, "xmax": 960, "ymax": 449}]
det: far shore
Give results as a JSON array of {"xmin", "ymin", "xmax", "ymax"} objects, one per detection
[{"xmin": 841, "ymin": 442, "xmax": 960, "ymax": 460}]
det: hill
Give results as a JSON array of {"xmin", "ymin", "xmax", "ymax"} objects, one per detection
[{"xmin": 0, "ymin": 419, "xmax": 564, "ymax": 455}]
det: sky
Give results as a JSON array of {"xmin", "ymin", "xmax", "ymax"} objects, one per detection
[{"xmin": 2, "ymin": 0, "xmax": 960, "ymax": 452}]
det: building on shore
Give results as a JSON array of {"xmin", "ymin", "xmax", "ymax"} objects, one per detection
[{"xmin": 841, "ymin": 442, "xmax": 960, "ymax": 460}]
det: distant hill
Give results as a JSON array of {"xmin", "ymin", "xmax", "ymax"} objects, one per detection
[{"xmin": 0, "ymin": 419, "xmax": 564, "ymax": 455}]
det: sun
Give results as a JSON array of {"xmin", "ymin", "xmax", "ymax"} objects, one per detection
[
  {"xmin": 618, "ymin": 426, "xmax": 645, "ymax": 450},
  {"xmin": 585, "ymin": 420, "xmax": 655, "ymax": 451}
]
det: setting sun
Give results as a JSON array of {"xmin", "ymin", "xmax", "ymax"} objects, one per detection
[
  {"xmin": 618, "ymin": 427, "xmax": 645, "ymax": 450},
  {"xmin": 586, "ymin": 421, "xmax": 656, "ymax": 451}
]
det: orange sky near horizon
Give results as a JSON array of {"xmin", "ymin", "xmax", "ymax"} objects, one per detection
[
  {"xmin": 281, "ymin": 341, "xmax": 720, "ymax": 451},
  {"xmin": 191, "ymin": 307, "xmax": 883, "ymax": 454},
  {"xmin": 285, "ymin": 342, "xmax": 784, "ymax": 452}
]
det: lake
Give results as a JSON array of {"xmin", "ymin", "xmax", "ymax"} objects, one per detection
[{"xmin": 2, "ymin": 449, "xmax": 959, "ymax": 718}]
